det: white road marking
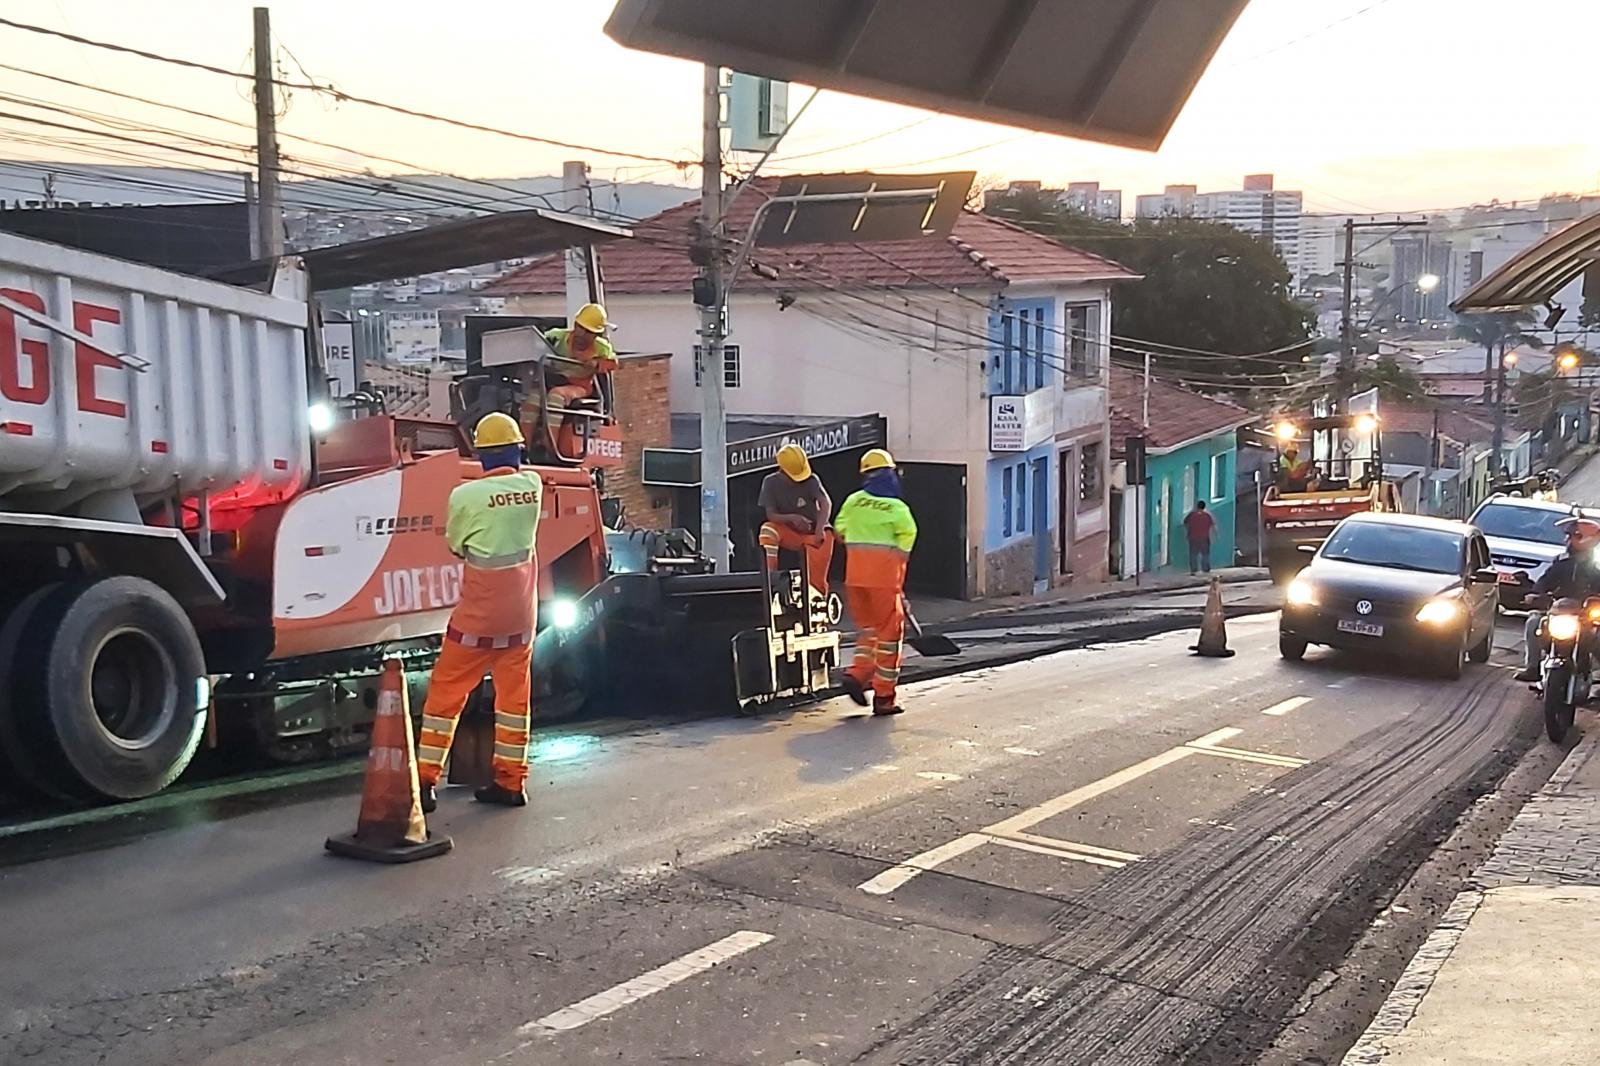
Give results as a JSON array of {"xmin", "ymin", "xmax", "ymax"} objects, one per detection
[
  {"xmin": 522, "ymin": 930, "xmax": 774, "ymax": 1034},
  {"xmin": 1262, "ymin": 696, "xmax": 1312, "ymax": 717},
  {"xmin": 916, "ymin": 771, "xmax": 963, "ymax": 782},
  {"xmin": 870, "ymin": 764, "xmax": 900, "ymax": 773},
  {"xmin": 859, "ymin": 716, "xmax": 1310, "ymax": 895},
  {"xmin": 860, "ymin": 833, "xmax": 990, "ymax": 895},
  {"xmin": 1004, "ymin": 747, "xmax": 1043, "ymax": 757},
  {"xmin": 992, "ymin": 831, "xmax": 1141, "ymax": 863},
  {"xmin": 984, "ymin": 834, "xmax": 1128, "ymax": 868}
]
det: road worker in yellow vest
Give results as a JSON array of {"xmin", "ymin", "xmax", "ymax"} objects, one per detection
[
  {"xmin": 544, "ymin": 302, "xmax": 617, "ymax": 407},
  {"xmin": 834, "ymin": 448, "xmax": 918, "ymax": 715},
  {"xmin": 417, "ymin": 412, "xmax": 542, "ymax": 811}
]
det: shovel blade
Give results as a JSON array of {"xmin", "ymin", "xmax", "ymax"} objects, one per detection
[{"xmin": 907, "ymin": 634, "xmax": 961, "ymax": 657}]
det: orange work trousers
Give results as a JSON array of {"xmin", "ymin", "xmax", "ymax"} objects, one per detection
[
  {"xmin": 417, "ymin": 638, "xmax": 532, "ymax": 791},
  {"xmin": 759, "ymin": 522, "xmax": 834, "ymax": 594},
  {"xmin": 845, "ymin": 585, "xmax": 905, "ymax": 702}
]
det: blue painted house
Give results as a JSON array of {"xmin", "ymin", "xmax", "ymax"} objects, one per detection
[{"xmin": 1109, "ymin": 368, "xmax": 1252, "ymax": 577}]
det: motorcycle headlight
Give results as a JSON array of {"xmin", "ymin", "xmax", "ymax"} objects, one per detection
[
  {"xmin": 1415, "ymin": 598, "xmax": 1463, "ymax": 625},
  {"xmin": 1548, "ymin": 613, "xmax": 1582, "ymax": 642},
  {"xmin": 1286, "ymin": 577, "xmax": 1317, "ymax": 606}
]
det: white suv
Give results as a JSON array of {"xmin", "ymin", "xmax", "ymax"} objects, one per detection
[{"xmin": 1468, "ymin": 495, "xmax": 1582, "ymax": 609}]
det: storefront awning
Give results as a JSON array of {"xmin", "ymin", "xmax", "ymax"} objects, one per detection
[{"xmin": 644, "ymin": 414, "xmax": 886, "ymax": 486}]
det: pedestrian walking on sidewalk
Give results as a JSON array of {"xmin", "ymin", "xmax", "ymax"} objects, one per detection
[
  {"xmin": 757, "ymin": 442, "xmax": 834, "ymax": 595},
  {"xmin": 835, "ymin": 449, "xmax": 917, "ymax": 716},
  {"xmin": 415, "ymin": 412, "xmax": 542, "ymax": 812},
  {"xmin": 1184, "ymin": 499, "xmax": 1216, "ymax": 574}
]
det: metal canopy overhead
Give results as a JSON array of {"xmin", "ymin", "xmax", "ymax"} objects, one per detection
[
  {"xmin": 605, "ymin": 0, "xmax": 1251, "ymax": 151},
  {"xmin": 1453, "ymin": 209, "xmax": 1600, "ymax": 314},
  {"xmin": 210, "ymin": 208, "xmax": 633, "ymax": 292}
]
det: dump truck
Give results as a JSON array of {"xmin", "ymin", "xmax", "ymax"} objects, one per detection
[
  {"xmin": 0, "ymin": 229, "xmax": 838, "ymax": 803},
  {"xmin": 1261, "ymin": 413, "xmax": 1402, "ymax": 583}
]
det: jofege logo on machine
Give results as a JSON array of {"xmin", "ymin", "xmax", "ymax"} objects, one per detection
[
  {"xmin": 357, "ymin": 514, "xmax": 437, "ymax": 538},
  {"xmin": 372, "ymin": 563, "xmax": 465, "ymax": 616}
]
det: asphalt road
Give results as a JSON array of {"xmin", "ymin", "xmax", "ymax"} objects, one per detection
[
  {"xmin": 0, "ymin": 607, "xmax": 1543, "ymax": 1066},
  {"xmin": 1562, "ymin": 450, "xmax": 1600, "ymax": 504}
]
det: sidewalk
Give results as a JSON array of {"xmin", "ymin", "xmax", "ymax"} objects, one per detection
[
  {"xmin": 903, "ymin": 565, "xmax": 1269, "ymax": 629},
  {"xmin": 1343, "ymin": 728, "xmax": 1600, "ymax": 1065}
]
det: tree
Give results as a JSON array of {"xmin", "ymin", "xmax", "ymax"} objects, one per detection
[
  {"xmin": 1452, "ymin": 310, "xmax": 1541, "ymax": 402},
  {"xmin": 1352, "ymin": 355, "xmax": 1429, "ymax": 403},
  {"xmin": 985, "ymin": 192, "xmax": 1313, "ymax": 393}
]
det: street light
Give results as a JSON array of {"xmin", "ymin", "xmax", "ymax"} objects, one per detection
[
  {"xmin": 1417, "ymin": 273, "xmax": 1440, "ymax": 293},
  {"xmin": 1559, "ymin": 351, "xmax": 1581, "ymax": 371}
]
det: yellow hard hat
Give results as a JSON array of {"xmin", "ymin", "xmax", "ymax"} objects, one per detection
[
  {"xmin": 776, "ymin": 442, "xmax": 811, "ymax": 482},
  {"xmin": 573, "ymin": 302, "xmax": 609, "ymax": 333},
  {"xmin": 473, "ymin": 411, "xmax": 524, "ymax": 449},
  {"xmin": 860, "ymin": 448, "xmax": 896, "ymax": 474}
]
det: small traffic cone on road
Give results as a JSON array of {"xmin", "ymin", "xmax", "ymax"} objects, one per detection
[
  {"xmin": 326, "ymin": 658, "xmax": 453, "ymax": 863},
  {"xmin": 1190, "ymin": 577, "xmax": 1236, "ymax": 658}
]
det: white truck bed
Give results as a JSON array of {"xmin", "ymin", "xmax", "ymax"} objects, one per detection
[{"xmin": 0, "ymin": 232, "xmax": 310, "ymax": 512}]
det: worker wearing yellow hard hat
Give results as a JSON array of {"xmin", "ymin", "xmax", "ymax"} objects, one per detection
[
  {"xmin": 756, "ymin": 442, "xmax": 835, "ymax": 595},
  {"xmin": 416, "ymin": 412, "xmax": 543, "ymax": 812},
  {"xmin": 835, "ymin": 448, "xmax": 918, "ymax": 715},
  {"xmin": 544, "ymin": 302, "xmax": 618, "ymax": 408}
]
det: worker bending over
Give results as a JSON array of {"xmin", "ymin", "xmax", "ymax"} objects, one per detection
[
  {"xmin": 417, "ymin": 412, "xmax": 542, "ymax": 811},
  {"xmin": 543, "ymin": 302, "xmax": 617, "ymax": 407},
  {"xmin": 757, "ymin": 442, "xmax": 834, "ymax": 594},
  {"xmin": 835, "ymin": 449, "xmax": 918, "ymax": 716}
]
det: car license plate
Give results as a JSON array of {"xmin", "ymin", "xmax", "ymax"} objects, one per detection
[
  {"xmin": 1337, "ymin": 619, "xmax": 1383, "ymax": 637},
  {"xmin": 1497, "ymin": 571, "xmax": 1520, "ymax": 584}
]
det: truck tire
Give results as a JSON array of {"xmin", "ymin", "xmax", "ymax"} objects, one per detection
[
  {"xmin": 0, "ymin": 583, "xmax": 63, "ymax": 796},
  {"xmin": 7, "ymin": 577, "xmax": 207, "ymax": 801}
]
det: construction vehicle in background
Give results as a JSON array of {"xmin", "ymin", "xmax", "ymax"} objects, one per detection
[
  {"xmin": 1261, "ymin": 413, "xmax": 1402, "ymax": 583},
  {"xmin": 0, "ymin": 228, "xmax": 838, "ymax": 804}
]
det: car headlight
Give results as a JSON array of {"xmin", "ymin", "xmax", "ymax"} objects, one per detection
[
  {"xmin": 1286, "ymin": 577, "xmax": 1317, "ymax": 606},
  {"xmin": 1415, "ymin": 598, "xmax": 1463, "ymax": 625},
  {"xmin": 1548, "ymin": 613, "xmax": 1582, "ymax": 642}
]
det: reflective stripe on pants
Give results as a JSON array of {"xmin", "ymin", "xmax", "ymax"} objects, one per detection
[
  {"xmin": 417, "ymin": 638, "xmax": 533, "ymax": 790},
  {"xmin": 845, "ymin": 584, "xmax": 906, "ymax": 701},
  {"xmin": 759, "ymin": 522, "xmax": 833, "ymax": 594}
]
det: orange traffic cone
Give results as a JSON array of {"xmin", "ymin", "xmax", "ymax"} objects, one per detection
[
  {"xmin": 326, "ymin": 658, "xmax": 453, "ymax": 863},
  {"xmin": 1190, "ymin": 576, "xmax": 1236, "ymax": 658}
]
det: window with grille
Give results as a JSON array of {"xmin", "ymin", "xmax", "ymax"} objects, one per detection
[
  {"xmin": 1079, "ymin": 442, "xmax": 1103, "ymax": 510},
  {"xmin": 692, "ymin": 344, "xmax": 741, "ymax": 388}
]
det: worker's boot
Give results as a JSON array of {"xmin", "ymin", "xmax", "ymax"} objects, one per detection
[
  {"xmin": 872, "ymin": 697, "xmax": 903, "ymax": 717},
  {"xmin": 841, "ymin": 674, "xmax": 869, "ymax": 707},
  {"xmin": 420, "ymin": 783, "xmax": 438, "ymax": 814},
  {"xmin": 474, "ymin": 782, "xmax": 529, "ymax": 808}
]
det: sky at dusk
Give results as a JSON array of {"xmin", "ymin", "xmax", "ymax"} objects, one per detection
[{"xmin": 1, "ymin": 0, "xmax": 1596, "ymax": 216}]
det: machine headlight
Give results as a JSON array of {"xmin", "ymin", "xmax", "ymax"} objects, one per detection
[
  {"xmin": 307, "ymin": 402, "xmax": 334, "ymax": 434},
  {"xmin": 1548, "ymin": 613, "xmax": 1582, "ymax": 642},
  {"xmin": 1286, "ymin": 577, "xmax": 1318, "ymax": 606},
  {"xmin": 1415, "ymin": 598, "xmax": 1463, "ymax": 625},
  {"xmin": 549, "ymin": 598, "xmax": 579, "ymax": 629}
]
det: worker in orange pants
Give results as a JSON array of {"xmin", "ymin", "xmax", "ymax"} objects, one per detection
[
  {"xmin": 835, "ymin": 448, "xmax": 918, "ymax": 715},
  {"xmin": 416, "ymin": 412, "xmax": 543, "ymax": 811},
  {"xmin": 757, "ymin": 442, "xmax": 834, "ymax": 594}
]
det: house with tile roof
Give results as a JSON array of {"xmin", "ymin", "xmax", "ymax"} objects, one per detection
[
  {"xmin": 1108, "ymin": 367, "xmax": 1253, "ymax": 577},
  {"xmin": 489, "ymin": 178, "xmax": 1139, "ymax": 598}
]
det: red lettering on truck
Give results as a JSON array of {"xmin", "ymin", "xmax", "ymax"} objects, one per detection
[
  {"xmin": 73, "ymin": 302, "xmax": 124, "ymax": 417},
  {"xmin": 0, "ymin": 288, "xmax": 49, "ymax": 405}
]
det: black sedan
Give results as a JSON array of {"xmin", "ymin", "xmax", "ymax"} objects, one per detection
[{"xmin": 1279, "ymin": 512, "xmax": 1499, "ymax": 679}]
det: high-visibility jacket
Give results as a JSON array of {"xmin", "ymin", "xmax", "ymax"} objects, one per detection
[
  {"xmin": 444, "ymin": 467, "xmax": 542, "ymax": 647},
  {"xmin": 544, "ymin": 327, "xmax": 617, "ymax": 384},
  {"xmin": 835, "ymin": 490, "xmax": 917, "ymax": 588}
]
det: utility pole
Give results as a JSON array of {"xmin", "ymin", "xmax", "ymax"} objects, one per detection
[
  {"xmin": 251, "ymin": 7, "xmax": 283, "ymax": 259},
  {"xmin": 1336, "ymin": 218, "xmax": 1355, "ymax": 408},
  {"xmin": 561, "ymin": 160, "xmax": 589, "ymax": 321},
  {"xmin": 1491, "ymin": 347, "xmax": 1508, "ymax": 476},
  {"xmin": 696, "ymin": 64, "xmax": 730, "ymax": 572}
]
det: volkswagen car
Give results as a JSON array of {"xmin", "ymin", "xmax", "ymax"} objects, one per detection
[{"xmin": 1279, "ymin": 512, "xmax": 1499, "ymax": 679}]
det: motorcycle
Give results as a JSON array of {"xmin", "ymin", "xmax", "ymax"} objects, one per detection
[{"xmin": 1531, "ymin": 593, "xmax": 1600, "ymax": 742}]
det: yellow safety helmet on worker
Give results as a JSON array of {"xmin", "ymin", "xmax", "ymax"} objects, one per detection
[
  {"xmin": 776, "ymin": 442, "xmax": 812, "ymax": 482},
  {"xmin": 860, "ymin": 448, "xmax": 896, "ymax": 474},
  {"xmin": 573, "ymin": 302, "xmax": 609, "ymax": 335},
  {"xmin": 472, "ymin": 412, "xmax": 524, "ymax": 449}
]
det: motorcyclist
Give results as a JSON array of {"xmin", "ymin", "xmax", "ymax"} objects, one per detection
[{"xmin": 1515, "ymin": 516, "xmax": 1600, "ymax": 681}]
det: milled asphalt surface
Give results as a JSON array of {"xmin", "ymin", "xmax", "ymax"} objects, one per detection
[{"xmin": 0, "ymin": 606, "xmax": 1546, "ymax": 1065}]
